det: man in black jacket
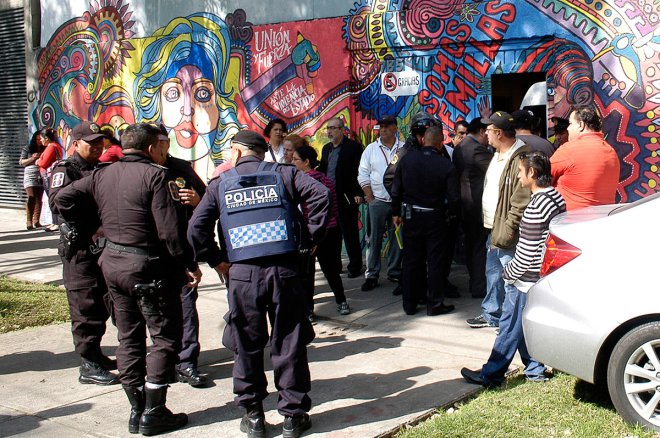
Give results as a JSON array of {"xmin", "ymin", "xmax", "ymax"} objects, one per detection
[
  {"xmin": 318, "ymin": 117, "xmax": 364, "ymax": 277},
  {"xmin": 453, "ymin": 118, "xmax": 493, "ymax": 299}
]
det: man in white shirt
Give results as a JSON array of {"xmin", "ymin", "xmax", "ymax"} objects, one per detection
[
  {"xmin": 465, "ymin": 111, "xmax": 531, "ymax": 329},
  {"xmin": 358, "ymin": 116, "xmax": 404, "ymax": 291}
]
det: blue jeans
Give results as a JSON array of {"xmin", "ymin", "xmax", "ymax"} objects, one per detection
[
  {"xmin": 480, "ymin": 286, "xmax": 545, "ymax": 385},
  {"xmin": 481, "ymin": 234, "xmax": 514, "ymax": 326},
  {"xmin": 365, "ymin": 199, "xmax": 402, "ymax": 279}
]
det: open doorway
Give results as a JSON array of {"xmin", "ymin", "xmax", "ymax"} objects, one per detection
[{"xmin": 491, "ymin": 72, "xmax": 548, "ymax": 137}]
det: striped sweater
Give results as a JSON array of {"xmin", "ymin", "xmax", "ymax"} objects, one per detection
[{"xmin": 502, "ymin": 186, "xmax": 566, "ymax": 291}]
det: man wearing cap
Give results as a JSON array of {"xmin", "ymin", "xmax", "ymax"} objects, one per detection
[
  {"xmin": 49, "ymin": 120, "xmax": 119, "ymax": 386},
  {"xmin": 55, "ymin": 123, "xmax": 201, "ymax": 435},
  {"xmin": 357, "ymin": 115, "xmax": 404, "ymax": 291},
  {"xmin": 156, "ymin": 125, "xmax": 209, "ymax": 388},
  {"xmin": 465, "ymin": 111, "xmax": 531, "ymax": 329},
  {"xmin": 511, "ymin": 109, "xmax": 555, "ymax": 157},
  {"xmin": 550, "ymin": 116, "xmax": 569, "ymax": 150},
  {"xmin": 188, "ymin": 130, "xmax": 330, "ymax": 438},
  {"xmin": 318, "ymin": 117, "xmax": 365, "ymax": 278}
]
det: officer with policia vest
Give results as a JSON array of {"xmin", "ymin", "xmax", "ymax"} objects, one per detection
[{"xmin": 188, "ymin": 130, "xmax": 331, "ymax": 438}]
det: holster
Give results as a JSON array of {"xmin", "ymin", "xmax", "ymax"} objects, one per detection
[
  {"xmin": 59, "ymin": 222, "xmax": 79, "ymax": 261},
  {"xmin": 132, "ymin": 280, "xmax": 166, "ymax": 315}
]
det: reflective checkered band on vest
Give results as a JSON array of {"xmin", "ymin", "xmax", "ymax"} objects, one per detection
[{"xmin": 228, "ymin": 219, "xmax": 288, "ymax": 249}]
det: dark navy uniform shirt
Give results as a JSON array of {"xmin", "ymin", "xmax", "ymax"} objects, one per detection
[
  {"xmin": 390, "ymin": 146, "xmax": 460, "ymax": 216},
  {"xmin": 187, "ymin": 156, "xmax": 331, "ymax": 267},
  {"xmin": 54, "ymin": 153, "xmax": 197, "ymax": 273}
]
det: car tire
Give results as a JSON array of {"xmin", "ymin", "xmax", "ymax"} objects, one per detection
[{"xmin": 607, "ymin": 321, "xmax": 660, "ymax": 431}]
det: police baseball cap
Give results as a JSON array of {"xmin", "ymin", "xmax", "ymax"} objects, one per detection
[
  {"xmin": 410, "ymin": 112, "xmax": 439, "ymax": 133},
  {"xmin": 232, "ymin": 130, "xmax": 268, "ymax": 152},
  {"xmin": 72, "ymin": 121, "xmax": 105, "ymax": 142},
  {"xmin": 481, "ymin": 111, "xmax": 514, "ymax": 131},
  {"xmin": 377, "ymin": 115, "xmax": 397, "ymax": 126}
]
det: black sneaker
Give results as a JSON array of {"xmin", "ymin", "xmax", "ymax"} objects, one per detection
[
  {"xmin": 79, "ymin": 359, "xmax": 120, "ymax": 385},
  {"xmin": 360, "ymin": 278, "xmax": 378, "ymax": 291},
  {"xmin": 282, "ymin": 414, "xmax": 311, "ymax": 438},
  {"xmin": 240, "ymin": 408, "xmax": 266, "ymax": 438},
  {"xmin": 337, "ymin": 301, "xmax": 350, "ymax": 315},
  {"xmin": 466, "ymin": 315, "xmax": 493, "ymax": 328}
]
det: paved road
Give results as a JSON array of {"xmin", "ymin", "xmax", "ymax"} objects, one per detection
[{"xmin": 0, "ymin": 206, "xmax": 504, "ymax": 437}]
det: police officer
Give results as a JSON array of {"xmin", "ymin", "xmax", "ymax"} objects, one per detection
[
  {"xmin": 156, "ymin": 124, "xmax": 208, "ymax": 388},
  {"xmin": 187, "ymin": 130, "xmax": 330, "ymax": 438},
  {"xmin": 391, "ymin": 126, "xmax": 460, "ymax": 316},
  {"xmin": 55, "ymin": 123, "xmax": 202, "ymax": 436},
  {"xmin": 383, "ymin": 112, "xmax": 440, "ymax": 297},
  {"xmin": 48, "ymin": 121, "xmax": 119, "ymax": 385}
]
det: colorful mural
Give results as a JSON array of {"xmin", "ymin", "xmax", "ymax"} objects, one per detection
[{"xmin": 32, "ymin": 0, "xmax": 660, "ymax": 202}]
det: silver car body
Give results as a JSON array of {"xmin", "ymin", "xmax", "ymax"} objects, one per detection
[{"xmin": 523, "ymin": 195, "xmax": 660, "ymax": 382}]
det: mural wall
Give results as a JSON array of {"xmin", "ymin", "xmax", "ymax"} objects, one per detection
[{"xmin": 32, "ymin": 0, "xmax": 660, "ymax": 202}]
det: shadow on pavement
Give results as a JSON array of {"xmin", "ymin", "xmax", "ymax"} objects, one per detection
[
  {"xmin": 0, "ymin": 350, "xmax": 79, "ymax": 375},
  {"xmin": 0, "ymin": 402, "xmax": 92, "ymax": 436}
]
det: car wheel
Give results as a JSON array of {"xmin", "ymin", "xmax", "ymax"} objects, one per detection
[{"xmin": 607, "ymin": 322, "xmax": 660, "ymax": 431}]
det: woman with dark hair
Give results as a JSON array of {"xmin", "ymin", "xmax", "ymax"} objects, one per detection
[
  {"xmin": 292, "ymin": 144, "xmax": 350, "ymax": 318},
  {"xmin": 462, "ymin": 150, "xmax": 565, "ymax": 388},
  {"xmin": 263, "ymin": 118, "xmax": 288, "ymax": 163},
  {"xmin": 35, "ymin": 127, "xmax": 63, "ymax": 231},
  {"xmin": 19, "ymin": 132, "xmax": 46, "ymax": 229}
]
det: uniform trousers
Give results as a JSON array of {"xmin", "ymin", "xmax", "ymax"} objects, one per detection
[
  {"xmin": 401, "ymin": 210, "xmax": 449, "ymax": 313},
  {"xmin": 365, "ymin": 199, "xmax": 402, "ymax": 280},
  {"xmin": 337, "ymin": 201, "xmax": 363, "ymax": 274},
  {"xmin": 62, "ymin": 250, "xmax": 111, "ymax": 361},
  {"xmin": 304, "ymin": 226, "xmax": 346, "ymax": 314},
  {"xmin": 222, "ymin": 259, "xmax": 314, "ymax": 416},
  {"xmin": 99, "ymin": 249, "xmax": 183, "ymax": 387},
  {"xmin": 461, "ymin": 217, "xmax": 488, "ymax": 298},
  {"xmin": 176, "ymin": 284, "xmax": 201, "ymax": 370}
]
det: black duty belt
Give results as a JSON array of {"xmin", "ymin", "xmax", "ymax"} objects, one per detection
[{"xmin": 106, "ymin": 241, "xmax": 154, "ymax": 255}]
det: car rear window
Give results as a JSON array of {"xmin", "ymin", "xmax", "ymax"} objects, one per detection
[{"xmin": 609, "ymin": 191, "xmax": 660, "ymax": 215}]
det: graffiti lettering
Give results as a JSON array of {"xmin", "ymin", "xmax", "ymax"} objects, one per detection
[
  {"xmin": 254, "ymin": 27, "xmax": 292, "ymax": 75},
  {"xmin": 269, "ymin": 82, "xmax": 315, "ymax": 116}
]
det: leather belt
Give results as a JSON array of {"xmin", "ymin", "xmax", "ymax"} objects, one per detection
[{"xmin": 106, "ymin": 241, "xmax": 154, "ymax": 255}]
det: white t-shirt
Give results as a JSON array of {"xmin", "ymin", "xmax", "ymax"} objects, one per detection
[{"xmin": 482, "ymin": 139, "xmax": 525, "ymax": 229}]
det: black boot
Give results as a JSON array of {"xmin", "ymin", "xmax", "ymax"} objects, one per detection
[
  {"xmin": 123, "ymin": 387, "xmax": 144, "ymax": 434},
  {"xmin": 79, "ymin": 358, "xmax": 120, "ymax": 385},
  {"xmin": 139, "ymin": 386, "xmax": 188, "ymax": 436},
  {"xmin": 239, "ymin": 402, "xmax": 266, "ymax": 438}
]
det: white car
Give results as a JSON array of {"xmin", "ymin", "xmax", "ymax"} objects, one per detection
[{"xmin": 523, "ymin": 192, "xmax": 660, "ymax": 431}]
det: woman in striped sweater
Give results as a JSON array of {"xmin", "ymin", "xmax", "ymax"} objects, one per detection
[{"xmin": 462, "ymin": 150, "xmax": 566, "ymax": 388}]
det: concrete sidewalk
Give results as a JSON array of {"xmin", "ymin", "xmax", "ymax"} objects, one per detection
[{"xmin": 0, "ymin": 206, "xmax": 507, "ymax": 437}]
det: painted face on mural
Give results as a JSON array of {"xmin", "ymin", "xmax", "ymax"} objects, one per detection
[{"xmin": 160, "ymin": 65, "xmax": 219, "ymax": 149}]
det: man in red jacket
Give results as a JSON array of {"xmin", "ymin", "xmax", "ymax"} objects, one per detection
[{"xmin": 550, "ymin": 107, "xmax": 620, "ymax": 210}]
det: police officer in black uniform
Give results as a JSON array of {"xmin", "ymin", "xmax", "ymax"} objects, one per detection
[
  {"xmin": 155, "ymin": 125, "xmax": 208, "ymax": 388},
  {"xmin": 391, "ymin": 126, "xmax": 460, "ymax": 316},
  {"xmin": 188, "ymin": 130, "xmax": 330, "ymax": 438},
  {"xmin": 48, "ymin": 121, "xmax": 119, "ymax": 385},
  {"xmin": 383, "ymin": 112, "xmax": 440, "ymax": 297},
  {"xmin": 55, "ymin": 123, "xmax": 202, "ymax": 436}
]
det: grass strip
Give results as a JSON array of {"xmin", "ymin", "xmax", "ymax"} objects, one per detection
[
  {"xmin": 397, "ymin": 372, "xmax": 656, "ymax": 438},
  {"xmin": 0, "ymin": 276, "xmax": 69, "ymax": 333}
]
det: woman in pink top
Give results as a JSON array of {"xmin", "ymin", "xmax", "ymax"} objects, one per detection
[
  {"xmin": 35, "ymin": 128, "xmax": 63, "ymax": 231},
  {"xmin": 293, "ymin": 143, "xmax": 350, "ymax": 319}
]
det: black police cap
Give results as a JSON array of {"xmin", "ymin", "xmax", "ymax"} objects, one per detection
[{"xmin": 232, "ymin": 130, "xmax": 268, "ymax": 152}]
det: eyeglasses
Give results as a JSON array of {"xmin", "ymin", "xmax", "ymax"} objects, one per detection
[
  {"xmin": 326, "ymin": 126, "xmax": 341, "ymax": 130},
  {"xmin": 485, "ymin": 128, "xmax": 501, "ymax": 133}
]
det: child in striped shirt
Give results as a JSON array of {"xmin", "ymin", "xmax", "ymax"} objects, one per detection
[{"xmin": 462, "ymin": 150, "xmax": 565, "ymax": 388}]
